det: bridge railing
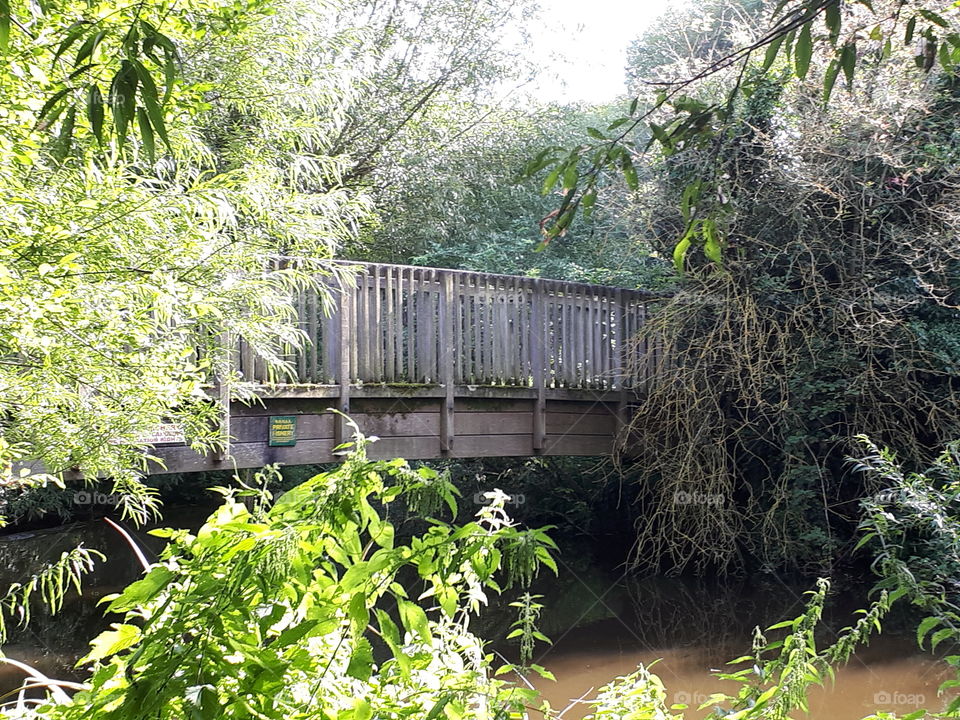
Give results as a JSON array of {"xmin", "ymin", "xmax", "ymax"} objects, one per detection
[{"xmin": 235, "ymin": 262, "xmax": 662, "ymax": 392}]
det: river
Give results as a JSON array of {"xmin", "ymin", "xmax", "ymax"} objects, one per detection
[{"xmin": 0, "ymin": 511, "xmax": 952, "ymax": 718}]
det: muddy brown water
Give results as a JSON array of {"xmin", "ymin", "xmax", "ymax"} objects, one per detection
[
  {"xmin": 525, "ymin": 620, "xmax": 951, "ymax": 719},
  {"xmin": 0, "ymin": 514, "xmax": 954, "ymax": 719}
]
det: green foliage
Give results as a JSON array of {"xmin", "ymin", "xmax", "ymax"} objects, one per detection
[
  {"xmin": 506, "ymin": 593, "xmax": 549, "ymax": 668},
  {"xmin": 7, "ymin": 434, "xmax": 555, "ymax": 719},
  {"xmin": 0, "ymin": 545, "xmax": 103, "ymax": 644},
  {"xmin": 0, "ymin": 0, "xmax": 371, "ymax": 518}
]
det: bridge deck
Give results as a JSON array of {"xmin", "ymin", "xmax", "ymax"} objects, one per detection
[{"xmin": 147, "ymin": 262, "xmax": 664, "ymax": 475}]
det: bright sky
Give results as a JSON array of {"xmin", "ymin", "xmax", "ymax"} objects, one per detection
[{"xmin": 523, "ymin": 0, "xmax": 682, "ymax": 104}]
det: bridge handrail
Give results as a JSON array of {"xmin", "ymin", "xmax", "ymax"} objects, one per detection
[{"xmin": 235, "ymin": 260, "xmax": 665, "ymax": 394}]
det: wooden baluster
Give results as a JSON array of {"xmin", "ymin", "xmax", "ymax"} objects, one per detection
[
  {"xmin": 385, "ymin": 266, "xmax": 395, "ymax": 382},
  {"xmin": 439, "ymin": 272, "xmax": 455, "ymax": 453},
  {"xmin": 501, "ymin": 277, "xmax": 510, "ymax": 384},
  {"xmin": 531, "ymin": 278, "xmax": 546, "ymax": 452},
  {"xmin": 336, "ymin": 282, "xmax": 352, "ymax": 446},
  {"xmin": 592, "ymin": 290, "xmax": 602, "ymax": 389},
  {"xmin": 615, "ymin": 288, "xmax": 628, "ymax": 442},
  {"xmin": 461, "ymin": 275, "xmax": 472, "ymax": 383},
  {"xmin": 406, "ymin": 266, "xmax": 416, "ymax": 382}
]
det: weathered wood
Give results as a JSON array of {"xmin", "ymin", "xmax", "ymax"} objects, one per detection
[
  {"xmin": 439, "ymin": 272, "xmax": 455, "ymax": 453},
  {"xmin": 216, "ymin": 331, "xmax": 233, "ymax": 462},
  {"xmin": 337, "ymin": 285, "xmax": 352, "ymax": 445},
  {"xmin": 149, "ymin": 261, "xmax": 672, "ymax": 473},
  {"xmin": 530, "ymin": 278, "xmax": 546, "ymax": 452}
]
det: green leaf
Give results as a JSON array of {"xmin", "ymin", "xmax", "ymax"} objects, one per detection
[
  {"xmin": 398, "ymin": 599, "xmax": 430, "ymax": 643},
  {"xmin": 79, "ymin": 623, "xmax": 141, "ymax": 665},
  {"xmin": 795, "ymin": 23, "xmax": 813, "ymax": 79},
  {"xmin": 424, "ymin": 697, "xmax": 451, "ymax": 720},
  {"xmin": 823, "ymin": 59, "xmax": 840, "ymax": 105},
  {"xmin": 348, "ymin": 591, "xmax": 369, "ymax": 635},
  {"xmin": 673, "ymin": 233, "xmax": 693, "ymax": 274},
  {"xmin": 86, "ymin": 84, "xmax": 104, "ymax": 145},
  {"xmin": 919, "ymin": 9, "xmax": 950, "ymax": 28},
  {"xmin": 917, "ymin": 616, "xmax": 939, "ymax": 648},
  {"xmin": 0, "ymin": 0, "xmax": 9, "ymax": 53},
  {"xmin": 620, "ymin": 152, "xmax": 638, "ymax": 191},
  {"xmin": 762, "ymin": 34, "xmax": 785, "ymax": 71},
  {"xmin": 110, "ymin": 62, "xmax": 138, "ymax": 147},
  {"xmin": 932, "ymin": 627, "xmax": 955, "ymax": 651},
  {"xmin": 562, "ymin": 163, "xmax": 578, "ymax": 191},
  {"xmin": 586, "ymin": 127, "xmax": 605, "ymax": 140},
  {"xmin": 541, "ymin": 166, "xmax": 561, "ymax": 195},
  {"xmin": 53, "ymin": 22, "xmax": 89, "ymax": 64},
  {"xmin": 74, "ymin": 30, "xmax": 106, "ymax": 67},
  {"xmin": 346, "ymin": 637, "xmax": 373, "ymax": 681},
  {"xmin": 839, "ymin": 42, "xmax": 856, "ymax": 88},
  {"xmin": 136, "ymin": 107, "xmax": 155, "ymax": 162},
  {"xmin": 825, "ymin": 1, "xmax": 841, "ymax": 43},
  {"xmin": 905, "ymin": 17, "xmax": 916, "ymax": 44},
  {"xmin": 581, "ymin": 189, "xmax": 597, "ymax": 220},
  {"xmin": 141, "ymin": 92, "xmax": 170, "ymax": 149},
  {"xmin": 939, "ymin": 40, "xmax": 953, "ymax": 71},
  {"xmin": 702, "ymin": 221, "xmax": 723, "ymax": 264},
  {"xmin": 353, "ymin": 699, "xmax": 373, "ymax": 720},
  {"xmin": 105, "ymin": 566, "xmax": 172, "ymax": 613},
  {"xmin": 52, "ymin": 106, "xmax": 76, "ymax": 161}
]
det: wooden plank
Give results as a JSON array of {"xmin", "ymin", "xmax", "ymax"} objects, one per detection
[
  {"xmin": 455, "ymin": 397, "xmax": 534, "ymax": 413},
  {"xmin": 150, "ymin": 439, "xmax": 340, "ymax": 474},
  {"xmin": 457, "ymin": 412, "xmax": 533, "ymax": 435},
  {"xmin": 350, "ymin": 397, "xmax": 439, "ymax": 414},
  {"xmin": 545, "ymin": 412, "xmax": 616, "ymax": 436},
  {"xmin": 562, "ymin": 284, "xmax": 573, "ymax": 387},
  {"xmin": 296, "ymin": 289, "xmax": 307, "ymax": 382},
  {"xmin": 591, "ymin": 292, "xmax": 602, "ymax": 387},
  {"xmin": 439, "ymin": 271, "xmax": 455, "ymax": 453},
  {"xmin": 614, "ymin": 288, "xmax": 628, "ymax": 434},
  {"xmin": 530, "ymin": 278, "xmax": 546, "ymax": 452},
  {"xmin": 385, "ymin": 265, "xmax": 395, "ymax": 382},
  {"xmin": 358, "ymin": 269, "xmax": 368, "ymax": 381},
  {"xmin": 306, "ymin": 287, "xmax": 318, "ymax": 383},
  {"xmin": 370, "ymin": 268, "xmax": 380, "ymax": 381},
  {"xmin": 416, "ymin": 268, "xmax": 427, "ymax": 382},
  {"xmin": 404, "ymin": 268, "xmax": 417, "ymax": 383},
  {"xmin": 356, "ymin": 412, "xmax": 441, "ymax": 438},
  {"xmin": 461, "ymin": 277, "xmax": 472, "ymax": 383},
  {"xmin": 150, "ymin": 428, "xmax": 617, "ymax": 476},
  {"xmin": 544, "ymin": 399, "xmax": 617, "ymax": 414},
  {"xmin": 337, "ymin": 285, "xmax": 352, "ymax": 444},
  {"xmin": 216, "ymin": 331, "xmax": 233, "ymax": 461},
  {"xmin": 542, "ymin": 434, "xmax": 614, "ymax": 456},
  {"xmin": 231, "ymin": 414, "xmax": 336, "ymax": 442},
  {"xmin": 366, "ymin": 434, "xmax": 535, "ymax": 461}
]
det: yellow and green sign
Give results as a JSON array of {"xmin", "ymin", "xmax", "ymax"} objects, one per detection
[{"xmin": 268, "ymin": 416, "xmax": 297, "ymax": 446}]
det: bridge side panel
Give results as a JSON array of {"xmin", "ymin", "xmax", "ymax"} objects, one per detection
[{"xmin": 146, "ymin": 396, "xmax": 617, "ymax": 474}]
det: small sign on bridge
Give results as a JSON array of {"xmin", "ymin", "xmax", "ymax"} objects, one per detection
[{"xmin": 269, "ymin": 416, "xmax": 297, "ymax": 446}]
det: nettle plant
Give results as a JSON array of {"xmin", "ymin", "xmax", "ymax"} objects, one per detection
[{"xmin": 11, "ymin": 430, "xmax": 557, "ymax": 720}]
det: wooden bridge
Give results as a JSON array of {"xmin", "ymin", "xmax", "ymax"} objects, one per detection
[{"xmin": 150, "ymin": 263, "xmax": 664, "ymax": 475}]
